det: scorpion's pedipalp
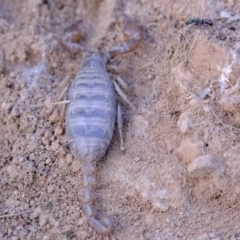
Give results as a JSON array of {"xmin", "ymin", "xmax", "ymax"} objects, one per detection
[
  {"xmin": 108, "ymin": 15, "xmax": 142, "ymax": 58},
  {"xmin": 62, "ymin": 20, "xmax": 86, "ymax": 54}
]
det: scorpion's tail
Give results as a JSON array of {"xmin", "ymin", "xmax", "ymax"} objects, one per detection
[{"xmin": 82, "ymin": 162, "xmax": 113, "ymax": 234}]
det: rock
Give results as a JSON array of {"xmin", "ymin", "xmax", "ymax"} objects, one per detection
[
  {"xmin": 58, "ymin": 157, "xmax": 67, "ymax": 169},
  {"xmin": 47, "ymin": 184, "xmax": 54, "ymax": 194},
  {"xmin": 176, "ymin": 137, "xmax": 202, "ymax": 163},
  {"xmin": 188, "ymin": 155, "xmax": 222, "ymax": 178},
  {"xmin": 152, "ymin": 200, "xmax": 169, "ymax": 212},
  {"xmin": 196, "ymin": 233, "xmax": 210, "ymax": 240},
  {"xmin": 212, "ymin": 172, "xmax": 229, "ymax": 192},
  {"xmin": 177, "ymin": 112, "xmax": 190, "ymax": 134},
  {"xmin": 7, "ymin": 165, "xmax": 18, "ymax": 180},
  {"xmin": 72, "ymin": 160, "xmax": 81, "ymax": 172}
]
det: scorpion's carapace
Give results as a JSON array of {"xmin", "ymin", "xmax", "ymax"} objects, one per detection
[{"xmin": 62, "ymin": 15, "xmax": 142, "ymax": 234}]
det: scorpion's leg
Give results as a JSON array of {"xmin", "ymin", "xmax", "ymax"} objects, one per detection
[
  {"xmin": 57, "ymin": 74, "xmax": 74, "ymax": 123},
  {"xmin": 108, "ymin": 15, "xmax": 142, "ymax": 58},
  {"xmin": 112, "ymin": 74, "xmax": 129, "ymax": 93},
  {"xmin": 106, "ymin": 65, "xmax": 121, "ymax": 73},
  {"xmin": 117, "ymin": 104, "xmax": 125, "ymax": 151},
  {"xmin": 57, "ymin": 74, "xmax": 74, "ymax": 101},
  {"xmin": 113, "ymin": 81, "xmax": 136, "ymax": 111},
  {"xmin": 62, "ymin": 20, "xmax": 86, "ymax": 54},
  {"xmin": 110, "ymin": 72, "xmax": 129, "ymax": 92}
]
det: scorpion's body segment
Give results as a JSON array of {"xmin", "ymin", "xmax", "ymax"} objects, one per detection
[
  {"xmin": 66, "ymin": 54, "xmax": 116, "ymax": 233},
  {"xmin": 63, "ymin": 15, "xmax": 142, "ymax": 234},
  {"xmin": 66, "ymin": 54, "xmax": 116, "ymax": 162}
]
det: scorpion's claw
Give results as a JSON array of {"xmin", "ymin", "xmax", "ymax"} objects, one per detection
[
  {"xmin": 62, "ymin": 20, "xmax": 86, "ymax": 54},
  {"xmin": 108, "ymin": 15, "xmax": 142, "ymax": 58}
]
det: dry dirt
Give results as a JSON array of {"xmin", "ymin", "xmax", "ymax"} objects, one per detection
[{"xmin": 2, "ymin": 0, "xmax": 240, "ymax": 239}]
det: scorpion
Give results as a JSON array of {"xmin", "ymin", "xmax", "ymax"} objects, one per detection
[{"xmin": 59, "ymin": 15, "xmax": 142, "ymax": 234}]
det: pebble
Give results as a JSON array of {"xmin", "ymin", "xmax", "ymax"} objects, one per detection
[
  {"xmin": 176, "ymin": 137, "xmax": 202, "ymax": 163},
  {"xmin": 196, "ymin": 233, "xmax": 210, "ymax": 240},
  {"xmin": 30, "ymin": 200, "xmax": 35, "ymax": 207},
  {"xmin": 48, "ymin": 109, "xmax": 59, "ymax": 123},
  {"xmin": 7, "ymin": 165, "xmax": 18, "ymax": 180},
  {"xmin": 45, "ymin": 157, "xmax": 52, "ymax": 165},
  {"xmin": 14, "ymin": 200, "xmax": 20, "ymax": 207},
  {"xmin": 51, "ymin": 141, "xmax": 60, "ymax": 151},
  {"xmin": 76, "ymin": 230, "xmax": 90, "ymax": 239},
  {"xmin": 66, "ymin": 153, "xmax": 73, "ymax": 165},
  {"xmin": 152, "ymin": 199, "xmax": 169, "ymax": 212},
  {"xmin": 72, "ymin": 160, "xmax": 81, "ymax": 172},
  {"xmin": 58, "ymin": 158, "xmax": 67, "ymax": 169},
  {"xmin": 29, "ymin": 153, "xmax": 35, "ymax": 161},
  {"xmin": 55, "ymin": 125, "xmax": 63, "ymax": 136},
  {"xmin": 212, "ymin": 172, "xmax": 229, "ymax": 192},
  {"xmin": 188, "ymin": 154, "xmax": 222, "ymax": 178},
  {"xmin": 47, "ymin": 184, "xmax": 54, "ymax": 194},
  {"xmin": 177, "ymin": 112, "xmax": 189, "ymax": 134}
]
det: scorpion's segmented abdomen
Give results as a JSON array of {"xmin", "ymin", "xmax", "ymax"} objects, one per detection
[{"xmin": 66, "ymin": 67, "xmax": 117, "ymax": 162}]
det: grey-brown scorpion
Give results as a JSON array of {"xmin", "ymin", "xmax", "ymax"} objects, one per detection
[{"xmin": 60, "ymin": 16, "xmax": 142, "ymax": 234}]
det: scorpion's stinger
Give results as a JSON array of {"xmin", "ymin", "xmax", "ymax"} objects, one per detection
[
  {"xmin": 82, "ymin": 162, "xmax": 113, "ymax": 234},
  {"xmin": 108, "ymin": 15, "xmax": 142, "ymax": 58},
  {"xmin": 62, "ymin": 20, "xmax": 86, "ymax": 54}
]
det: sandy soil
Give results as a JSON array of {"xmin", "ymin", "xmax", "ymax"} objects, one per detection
[{"xmin": 1, "ymin": 0, "xmax": 240, "ymax": 239}]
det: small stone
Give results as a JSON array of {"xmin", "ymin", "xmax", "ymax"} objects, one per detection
[
  {"xmin": 177, "ymin": 112, "xmax": 189, "ymax": 134},
  {"xmin": 15, "ymin": 200, "xmax": 20, "ymax": 207},
  {"xmin": 208, "ymin": 232, "xmax": 218, "ymax": 239},
  {"xmin": 72, "ymin": 160, "xmax": 81, "ymax": 172},
  {"xmin": 203, "ymin": 105, "xmax": 211, "ymax": 113},
  {"xmin": 77, "ymin": 218, "xmax": 84, "ymax": 226},
  {"xmin": 176, "ymin": 138, "xmax": 202, "ymax": 163},
  {"xmin": 47, "ymin": 185, "xmax": 54, "ymax": 194},
  {"xmin": 188, "ymin": 155, "xmax": 222, "ymax": 178},
  {"xmin": 148, "ymin": 74, "xmax": 155, "ymax": 80},
  {"xmin": 230, "ymin": 235, "xmax": 236, "ymax": 240},
  {"xmin": 51, "ymin": 141, "xmax": 60, "ymax": 151},
  {"xmin": 152, "ymin": 200, "xmax": 169, "ymax": 212},
  {"xmin": 58, "ymin": 158, "xmax": 67, "ymax": 169},
  {"xmin": 134, "ymin": 157, "xmax": 141, "ymax": 162},
  {"xmin": 30, "ymin": 200, "xmax": 35, "ymax": 207},
  {"xmin": 7, "ymin": 165, "xmax": 18, "ymax": 180},
  {"xmin": 145, "ymin": 214, "xmax": 154, "ymax": 225},
  {"xmin": 39, "ymin": 214, "xmax": 48, "ymax": 227},
  {"xmin": 54, "ymin": 125, "xmax": 63, "ymax": 136},
  {"xmin": 29, "ymin": 153, "xmax": 35, "ymax": 161},
  {"xmin": 76, "ymin": 230, "xmax": 90, "ymax": 239},
  {"xmin": 196, "ymin": 233, "xmax": 209, "ymax": 240},
  {"xmin": 45, "ymin": 157, "xmax": 51, "ymax": 165},
  {"xmin": 48, "ymin": 109, "xmax": 59, "ymax": 123},
  {"xmin": 66, "ymin": 153, "xmax": 73, "ymax": 165},
  {"xmin": 212, "ymin": 172, "xmax": 229, "ymax": 192}
]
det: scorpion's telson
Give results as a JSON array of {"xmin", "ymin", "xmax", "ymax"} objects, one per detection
[{"xmin": 62, "ymin": 15, "xmax": 142, "ymax": 234}]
